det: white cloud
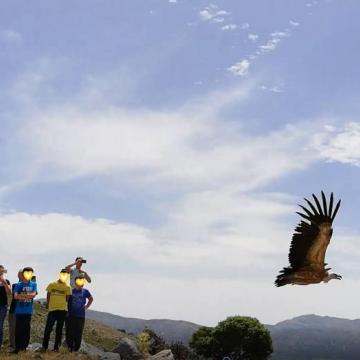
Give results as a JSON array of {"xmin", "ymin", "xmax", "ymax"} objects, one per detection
[
  {"xmin": 248, "ymin": 33, "xmax": 259, "ymax": 42},
  {"xmin": 259, "ymin": 30, "xmax": 291, "ymax": 53},
  {"xmin": 228, "ymin": 59, "xmax": 250, "ymax": 76},
  {"xmin": 259, "ymin": 38, "xmax": 281, "ymax": 52},
  {"xmin": 271, "ymin": 31, "xmax": 290, "ymax": 38},
  {"xmin": 289, "ymin": 20, "xmax": 300, "ymax": 27},
  {"xmin": 259, "ymin": 84, "xmax": 284, "ymax": 93},
  {"xmin": 22, "ymin": 102, "xmax": 315, "ymax": 191},
  {"xmin": 0, "ymin": 200, "xmax": 355, "ymax": 325},
  {"xmin": 241, "ymin": 23, "xmax": 250, "ymax": 29},
  {"xmin": 199, "ymin": 6, "xmax": 230, "ymax": 22},
  {"xmin": 0, "ymin": 29, "xmax": 22, "ymax": 44},
  {"xmin": 212, "ymin": 17, "xmax": 225, "ymax": 23},
  {"xmin": 11, "ymin": 76, "xmax": 332, "ymax": 196},
  {"xmin": 221, "ymin": 24, "xmax": 237, "ymax": 31},
  {"xmin": 315, "ymin": 122, "xmax": 360, "ymax": 166},
  {"xmin": 0, "ymin": 190, "xmax": 294, "ymax": 325},
  {"xmin": 168, "ymin": 0, "xmax": 177, "ymax": 3}
]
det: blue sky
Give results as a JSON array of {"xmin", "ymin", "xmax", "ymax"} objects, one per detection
[{"xmin": 1, "ymin": 0, "xmax": 360, "ymax": 326}]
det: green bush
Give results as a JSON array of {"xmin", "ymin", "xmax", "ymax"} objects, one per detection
[{"xmin": 190, "ymin": 316, "xmax": 273, "ymax": 360}]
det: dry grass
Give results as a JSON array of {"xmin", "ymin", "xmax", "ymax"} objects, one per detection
[
  {"xmin": 0, "ymin": 348, "xmax": 94, "ymax": 359},
  {"xmin": 1, "ymin": 301, "xmax": 126, "ymax": 354}
]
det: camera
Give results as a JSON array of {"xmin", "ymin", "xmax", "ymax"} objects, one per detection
[{"xmin": 81, "ymin": 260, "xmax": 87, "ymax": 264}]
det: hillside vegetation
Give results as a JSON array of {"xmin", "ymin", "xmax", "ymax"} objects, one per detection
[{"xmin": 0, "ymin": 301, "xmax": 127, "ymax": 358}]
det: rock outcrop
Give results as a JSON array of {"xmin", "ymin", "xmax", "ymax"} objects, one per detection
[
  {"xmin": 112, "ymin": 337, "xmax": 144, "ymax": 360},
  {"xmin": 149, "ymin": 350, "xmax": 175, "ymax": 360}
]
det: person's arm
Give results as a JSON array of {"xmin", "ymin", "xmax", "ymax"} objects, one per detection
[
  {"xmin": 15, "ymin": 292, "xmax": 36, "ymax": 300},
  {"xmin": 83, "ymin": 271, "xmax": 91, "ymax": 283},
  {"xmin": 65, "ymin": 262, "xmax": 76, "ymax": 272},
  {"xmin": 14, "ymin": 292, "xmax": 29, "ymax": 300},
  {"xmin": 85, "ymin": 296, "xmax": 93, "ymax": 310},
  {"xmin": 46, "ymin": 292, "xmax": 50, "ymax": 309},
  {"xmin": 2, "ymin": 279, "xmax": 11, "ymax": 295}
]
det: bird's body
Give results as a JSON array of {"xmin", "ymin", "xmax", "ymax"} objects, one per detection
[{"xmin": 275, "ymin": 192, "xmax": 341, "ymax": 287}]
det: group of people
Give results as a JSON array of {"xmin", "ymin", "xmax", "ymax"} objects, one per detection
[{"xmin": 0, "ymin": 257, "xmax": 93, "ymax": 353}]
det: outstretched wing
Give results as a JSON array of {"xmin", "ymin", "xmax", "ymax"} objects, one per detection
[{"xmin": 288, "ymin": 192, "xmax": 341, "ymax": 270}]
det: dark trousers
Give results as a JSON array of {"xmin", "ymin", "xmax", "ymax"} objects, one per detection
[
  {"xmin": 8, "ymin": 312, "xmax": 16, "ymax": 349},
  {"xmin": 42, "ymin": 310, "xmax": 67, "ymax": 350},
  {"xmin": 15, "ymin": 314, "xmax": 32, "ymax": 351},
  {"xmin": 0, "ymin": 305, "xmax": 7, "ymax": 348},
  {"xmin": 66, "ymin": 316, "xmax": 85, "ymax": 351}
]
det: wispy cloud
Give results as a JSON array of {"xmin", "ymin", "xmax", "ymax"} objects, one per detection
[
  {"xmin": 259, "ymin": 30, "xmax": 290, "ymax": 52},
  {"xmin": 248, "ymin": 33, "xmax": 259, "ymax": 42},
  {"xmin": 315, "ymin": 122, "xmax": 360, "ymax": 166},
  {"xmin": 228, "ymin": 59, "xmax": 250, "ymax": 76},
  {"xmin": 199, "ymin": 5, "xmax": 230, "ymax": 23},
  {"xmin": 221, "ymin": 24, "xmax": 238, "ymax": 31},
  {"xmin": 11, "ymin": 79, "xmax": 324, "ymax": 195},
  {"xmin": 228, "ymin": 24, "xmax": 297, "ymax": 78},
  {"xmin": 0, "ymin": 29, "xmax": 22, "ymax": 44},
  {"xmin": 259, "ymin": 84, "xmax": 284, "ymax": 93},
  {"xmin": 289, "ymin": 20, "xmax": 300, "ymax": 27}
]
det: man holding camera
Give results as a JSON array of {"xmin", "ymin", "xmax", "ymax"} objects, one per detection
[
  {"xmin": 65, "ymin": 257, "xmax": 91, "ymax": 289},
  {"xmin": 0, "ymin": 265, "xmax": 11, "ymax": 350}
]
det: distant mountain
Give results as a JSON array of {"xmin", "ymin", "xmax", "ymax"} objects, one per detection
[
  {"xmin": 83, "ymin": 308, "xmax": 360, "ymax": 359},
  {"xmin": 267, "ymin": 314, "xmax": 360, "ymax": 360},
  {"xmin": 87, "ymin": 309, "xmax": 201, "ymax": 345}
]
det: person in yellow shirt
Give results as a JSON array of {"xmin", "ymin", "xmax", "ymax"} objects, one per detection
[{"xmin": 42, "ymin": 269, "xmax": 71, "ymax": 351}]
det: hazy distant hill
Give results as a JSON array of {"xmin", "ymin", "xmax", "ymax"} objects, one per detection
[
  {"xmin": 267, "ymin": 314, "xmax": 360, "ymax": 360},
  {"xmin": 83, "ymin": 309, "xmax": 360, "ymax": 359},
  {"xmin": 87, "ymin": 309, "xmax": 201, "ymax": 344}
]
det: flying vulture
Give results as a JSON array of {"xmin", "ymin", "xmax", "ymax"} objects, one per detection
[{"xmin": 275, "ymin": 192, "xmax": 341, "ymax": 287}]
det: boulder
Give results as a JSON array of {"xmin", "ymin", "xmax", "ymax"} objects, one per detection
[
  {"xmin": 112, "ymin": 337, "xmax": 144, "ymax": 360},
  {"xmin": 27, "ymin": 343, "xmax": 42, "ymax": 352},
  {"xmin": 80, "ymin": 340, "xmax": 105, "ymax": 356},
  {"xmin": 149, "ymin": 350, "xmax": 174, "ymax": 360}
]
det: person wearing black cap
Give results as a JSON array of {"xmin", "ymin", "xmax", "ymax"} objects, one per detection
[
  {"xmin": 13, "ymin": 267, "xmax": 37, "ymax": 353},
  {"xmin": 65, "ymin": 257, "xmax": 91, "ymax": 289},
  {"xmin": 0, "ymin": 265, "xmax": 11, "ymax": 350}
]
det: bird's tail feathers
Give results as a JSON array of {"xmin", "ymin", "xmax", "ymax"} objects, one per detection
[{"xmin": 275, "ymin": 267, "xmax": 294, "ymax": 287}]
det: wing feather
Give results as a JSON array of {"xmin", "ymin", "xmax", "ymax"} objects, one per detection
[
  {"xmin": 312, "ymin": 193, "xmax": 324, "ymax": 216},
  {"xmin": 288, "ymin": 192, "xmax": 340, "ymax": 270},
  {"xmin": 331, "ymin": 200, "xmax": 341, "ymax": 222},
  {"xmin": 321, "ymin": 191, "xmax": 328, "ymax": 217}
]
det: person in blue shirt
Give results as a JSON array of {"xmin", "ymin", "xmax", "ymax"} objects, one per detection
[
  {"xmin": 66, "ymin": 274, "xmax": 93, "ymax": 351},
  {"xmin": 13, "ymin": 267, "xmax": 37, "ymax": 353}
]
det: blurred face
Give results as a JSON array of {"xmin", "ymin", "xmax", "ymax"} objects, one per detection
[
  {"xmin": 0, "ymin": 267, "xmax": 4, "ymax": 275},
  {"xmin": 75, "ymin": 278, "xmax": 85, "ymax": 287},
  {"xmin": 59, "ymin": 272, "xmax": 69, "ymax": 283},
  {"xmin": 23, "ymin": 270, "xmax": 33, "ymax": 282},
  {"xmin": 75, "ymin": 258, "xmax": 83, "ymax": 268}
]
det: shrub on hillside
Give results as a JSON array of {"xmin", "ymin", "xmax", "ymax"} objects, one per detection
[{"xmin": 190, "ymin": 316, "xmax": 273, "ymax": 360}]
